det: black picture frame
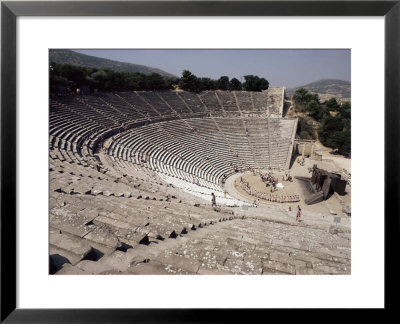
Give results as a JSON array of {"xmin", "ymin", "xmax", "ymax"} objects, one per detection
[{"xmin": 1, "ymin": 0, "xmax": 399, "ymax": 322}]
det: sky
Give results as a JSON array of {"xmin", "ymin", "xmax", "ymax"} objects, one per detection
[{"xmin": 74, "ymin": 49, "xmax": 350, "ymax": 88}]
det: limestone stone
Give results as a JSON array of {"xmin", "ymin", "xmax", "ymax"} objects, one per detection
[
  {"xmin": 75, "ymin": 260, "xmax": 114, "ymax": 274},
  {"xmin": 98, "ymin": 250, "xmax": 136, "ymax": 272},
  {"xmin": 129, "ymin": 260, "xmax": 194, "ymax": 275},
  {"xmin": 50, "ymin": 207, "xmax": 92, "ymax": 237},
  {"xmin": 50, "ymin": 230, "xmax": 92, "ymax": 260},
  {"xmin": 152, "ymin": 252, "xmax": 201, "ymax": 273},
  {"xmin": 50, "ymin": 245, "xmax": 81, "ymax": 267},
  {"xmin": 262, "ymin": 259, "xmax": 296, "ymax": 274},
  {"xmin": 83, "ymin": 225, "xmax": 120, "ymax": 249},
  {"xmin": 55, "ymin": 263, "xmax": 88, "ymax": 275}
]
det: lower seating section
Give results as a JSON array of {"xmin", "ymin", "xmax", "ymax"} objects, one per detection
[
  {"xmin": 244, "ymin": 117, "xmax": 295, "ymax": 169},
  {"xmin": 107, "ymin": 120, "xmax": 232, "ymax": 189},
  {"xmin": 106, "ymin": 117, "xmax": 297, "ymax": 189},
  {"xmin": 211, "ymin": 118, "xmax": 257, "ymax": 169}
]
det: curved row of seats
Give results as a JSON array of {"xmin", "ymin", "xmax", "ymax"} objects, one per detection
[{"xmin": 105, "ymin": 117, "xmax": 297, "ymax": 191}]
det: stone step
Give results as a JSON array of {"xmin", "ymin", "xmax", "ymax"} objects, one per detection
[
  {"xmin": 92, "ymin": 215, "xmax": 150, "ymax": 246},
  {"xmin": 97, "ymin": 250, "xmax": 137, "ymax": 272},
  {"xmin": 74, "ymin": 260, "xmax": 115, "ymax": 274},
  {"xmin": 83, "ymin": 225, "xmax": 121, "ymax": 250},
  {"xmin": 151, "ymin": 252, "xmax": 202, "ymax": 274},
  {"xmin": 128, "ymin": 260, "xmax": 195, "ymax": 275},
  {"xmin": 50, "ymin": 229, "xmax": 92, "ymax": 261},
  {"xmin": 50, "ymin": 207, "xmax": 95, "ymax": 237},
  {"xmin": 55, "ymin": 263, "xmax": 89, "ymax": 275},
  {"xmin": 262, "ymin": 259, "xmax": 296, "ymax": 275},
  {"xmin": 49, "ymin": 245, "xmax": 81, "ymax": 272}
]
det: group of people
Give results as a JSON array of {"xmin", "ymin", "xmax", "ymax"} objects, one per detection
[
  {"xmin": 239, "ymin": 178, "xmax": 300, "ymax": 204},
  {"xmin": 260, "ymin": 172, "xmax": 279, "ymax": 191}
]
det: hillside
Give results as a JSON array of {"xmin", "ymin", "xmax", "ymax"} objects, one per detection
[
  {"xmin": 49, "ymin": 49, "xmax": 176, "ymax": 77},
  {"xmin": 287, "ymin": 79, "xmax": 351, "ymax": 101}
]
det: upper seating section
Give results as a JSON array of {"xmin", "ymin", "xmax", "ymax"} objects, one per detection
[
  {"xmin": 117, "ymin": 92, "xmax": 161, "ymax": 119},
  {"xmin": 51, "ymin": 88, "xmax": 285, "ymax": 127},
  {"xmin": 252, "ymin": 92, "xmax": 268, "ymax": 113},
  {"xmin": 198, "ymin": 91, "xmax": 224, "ymax": 115},
  {"xmin": 234, "ymin": 91, "xmax": 253, "ymax": 112},
  {"xmin": 136, "ymin": 91, "xmax": 176, "ymax": 117},
  {"xmin": 157, "ymin": 91, "xmax": 193, "ymax": 115},
  {"xmin": 266, "ymin": 87, "xmax": 285, "ymax": 116},
  {"xmin": 177, "ymin": 92, "xmax": 207, "ymax": 114},
  {"xmin": 216, "ymin": 91, "xmax": 240, "ymax": 115}
]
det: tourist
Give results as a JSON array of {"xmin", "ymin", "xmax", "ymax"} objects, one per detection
[
  {"xmin": 296, "ymin": 205, "xmax": 302, "ymax": 220},
  {"xmin": 211, "ymin": 193, "xmax": 216, "ymax": 208}
]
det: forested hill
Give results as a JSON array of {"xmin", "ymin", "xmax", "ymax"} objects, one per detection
[
  {"xmin": 286, "ymin": 79, "xmax": 351, "ymax": 99},
  {"xmin": 49, "ymin": 49, "xmax": 175, "ymax": 77}
]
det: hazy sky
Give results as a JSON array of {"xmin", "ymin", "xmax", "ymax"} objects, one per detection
[{"xmin": 74, "ymin": 49, "xmax": 350, "ymax": 88}]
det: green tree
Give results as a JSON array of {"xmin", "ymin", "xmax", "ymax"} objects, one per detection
[
  {"xmin": 293, "ymin": 88, "xmax": 315, "ymax": 105},
  {"xmin": 306, "ymin": 99, "xmax": 327, "ymax": 121},
  {"xmin": 178, "ymin": 70, "xmax": 199, "ymax": 91},
  {"xmin": 198, "ymin": 78, "xmax": 217, "ymax": 91},
  {"xmin": 305, "ymin": 100, "xmax": 319, "ymax": 115},
  {"xmin": 325, "ymin": 98, "xmax": 340, "ymax": 110},
  {"xmin": 258, "ymin": 77, "xmax": 269, "ymax": 91},
  {"xmin": 339, "ymin": 102, "xmax": 351, "ymax": 119},
  {"xmin": 145, "ymin": 73, "xmax": 170, "ymax": 90},
  {"xmin": 243, "ymin": 75, "xmax": 269, "ymax": 91},
  {"xmin": 229, "ymin": 78, "xmax": 242, "ymax": 90},
  {"xmin": 216, "ymin": 76, "xmax": 230, "ymax": 90}
]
